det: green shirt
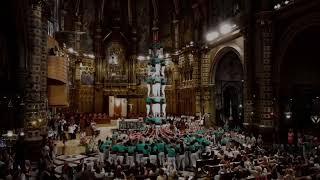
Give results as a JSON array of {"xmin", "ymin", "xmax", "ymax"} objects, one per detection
[
  {"xmin": 157, "ymin": 143, "xmax": 165, "ymax": 152},
  {"xmin": 100, "ymin": 143, "xmax": 109, "ymax": 152},
  {"xmin": 142, "ymin": 146, "xmax": 150, "ymax": 155},
  {"xmin": 151, "ymin": 145, "xmax": 158, "ymax": 154},
  {"xmin": 111, "ymin": 145, "xmax": 119, "ymax": 152},
  {"xmin": 166, "ymin": 145, "xmax": 176, "ymax": 157},
  {"xmin": 221, "ymin": 137, "xmax": 229, "ymax": 145},
  {"xmin": 175, "ymin": 144, "xmax": 183, "ymax": 154},
  {"xmin": 117, "ymin": 144, "xmax": 127, "ymax": 153},
  {"xmin": 127, "ymin": 146, "xmax": 136, "ymax": 154},
  {"xmin": 184, "ymin": 136, "xmax": 192, "ymax": 144},
  {"xmin": 136, "ymin": 143, "xmax": 145, "ymax": 153},
  {"xmin": 196, "ymin": 137, "xmax": 204, "ymax": 144},
  {"xmin": 105, "ymin": 140, "xmax": 112, "ymax": 146}
]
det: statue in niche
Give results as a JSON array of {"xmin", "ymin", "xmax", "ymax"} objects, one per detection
[
  {"xmin": 82, "ymin": 1, "xmax": 95, "ymax": 32},
  {"xmin": 81, "ymin": 71, "xmax": 94, "ymax": 85},
  {"xmin": 108, "ymin": 53, "xmax": 118, "ymax": 65},
  {"xmin": 232, "ymin": 0, "xmax": 240, "ymax": 16},
  {"xmin": 105, "ymin": 42, "xmax": 125, "ymax": 78}
]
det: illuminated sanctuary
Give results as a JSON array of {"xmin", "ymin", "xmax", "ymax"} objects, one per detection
[{"xmin": 1, "ymin": 0, "xmax": 320, "ymax": 179}]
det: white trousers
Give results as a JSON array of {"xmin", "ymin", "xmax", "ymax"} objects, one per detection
[
  {"xmin": 177, "ymin": 154, "xmax": 185, "ymax": 171},
  {"xmin": 136, "ymin": 153, "xmax": 143, "ymax": 164},
  {"xmin": 116, "ymin": 155, "xmax": 124, "ymax": 164},
  {"xmin": 150, "ymin": 155, "xmax": 157, "ymax": 165},
  {"xmin": 185, "ymin": 151, "xmax": 191, "ymax": 167},
  {"xmin": 168, "ymin": 157, "xmax": 176, "ymax": 170},
  {"xmin": 109, "ymin": 154, "xmax": 116, "ymax": 164},
  {"xmin": 127, "ymin": 155, "xmax": 134, "ymax": 167},
  {"xmin": 142, "ymin": 156, "xmax": 149, "ymax": 165},
  {"xmin": 158, "ymin": 152, "xmax": 165, "ymax": 166},
  {"xmin": 191, "ymin": 152, "xmax": 198, "ymax": 168}
]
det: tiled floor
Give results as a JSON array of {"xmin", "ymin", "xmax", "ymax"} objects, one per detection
[{"xmin": 55, "ymin": 123, "xmax": 117, "ymax": 155}]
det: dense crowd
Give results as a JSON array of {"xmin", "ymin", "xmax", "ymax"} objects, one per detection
[{"xmin": 1, "ymin": 115, "xmax": 320, "ymax": 179}]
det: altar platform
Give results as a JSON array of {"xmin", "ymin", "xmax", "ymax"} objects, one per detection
[{"xmin": 56, "ymin": 123, "xmax": 116, "ymax": 155}]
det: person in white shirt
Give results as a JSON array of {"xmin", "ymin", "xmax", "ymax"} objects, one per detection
[
  {"xmin": 251, "ymin": 135, "xmax": 256, "ymax": 145},
  {"xmin": 68, "ymin": 124, "xmax": 75, "ymax": 140}
]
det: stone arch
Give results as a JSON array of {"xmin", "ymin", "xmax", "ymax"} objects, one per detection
[
  {"xmin": 208, "ymin": 46, "xmax": 244, "ymax": 127},
  {"xmin": 274, "ymin": 12, "xmax": 320, "ymax": 84},
  {"xmin": 274, "ymin": 13, "xmax": 320, "ymax": 135},
  {"xmin": 209, "ymin": 45, "xmax": 244, "ymax": 85}
]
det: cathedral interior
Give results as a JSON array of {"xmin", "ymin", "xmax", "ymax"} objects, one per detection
[{"xmin": 1, "ymin": 0, "xmax": 320, "ymax": 179}]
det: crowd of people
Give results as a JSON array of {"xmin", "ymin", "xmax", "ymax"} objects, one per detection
[
  {"xmin": 47, "ymin": 113, "xmax": 104, "ymax": 141},
  {"xmin": 45, "ymin": 116, "xmax": 320, "ymax": 179},
  {"xmin": 1, "ymin": 115, "xmax": 320, "ymax": 179}
]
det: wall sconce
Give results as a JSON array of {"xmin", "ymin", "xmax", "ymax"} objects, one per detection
[
  {"xmin": 7, "ymin": 131, "xmax": 13, "ymax": 137},
  {"xmin": 284, "ymin": 111, "xmax": 292, "ymax": 119},
  {"xmin": 311, "ymin": 115, "xmax": 320, "ymax": 124}
]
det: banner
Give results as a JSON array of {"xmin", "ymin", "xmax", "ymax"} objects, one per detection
[{"xmin": 119, "ymin": 120, "xmax": 144, "ymax": 130}]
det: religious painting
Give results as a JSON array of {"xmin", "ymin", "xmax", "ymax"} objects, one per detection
[
  {"xmin": 108, "ymin": 53, "xmax": 119, "ymax": 65},
  {"xmin": 80, "ymin": 71, "xmax": 94, "ymax": 85},
  {"xmin": 104, "ymin": 42, "xmax": 127, "ymax": 81}
]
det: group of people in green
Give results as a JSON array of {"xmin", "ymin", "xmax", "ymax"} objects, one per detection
[{"xmin": 96, "ymin": 130, "xmax": 214, "ymax": 171}]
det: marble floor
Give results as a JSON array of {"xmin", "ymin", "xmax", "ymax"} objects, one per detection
[{"xmin": 55, "ymin": 122, "xmax": 118, "ymax": 155}]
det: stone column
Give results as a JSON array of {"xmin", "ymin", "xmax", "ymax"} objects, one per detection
[
  {"xmin": 202, "ymin": 86, "xmax": 213, "ymax": 126},
  {"xmin": 242, "ymin": 27, "xmax": 254, "ymax": 127},
  {"xmin": 200, "ymin": 52, "xmax": 212, "ymax": 121},
  {"xmin": 40, "ymin": 9, "xmax": 48, "ymax": 120},
  {"xmin": 24, "ymin": 2, "xmax": 49, "ymax": 160},
  {"xmin": 74, "ymin": 17, "xmax": 81, "ymax": 51},
  {"xmin": 171, "ymin": 56, "xmax": 179, "ymax": 115},
  {"xmin": 94, "ymin": 27, "xmax": 103, "ymax": 83},
  {"xmin": 173, "ymin": 19, "xmax": 180, "ymax": 51},
  {"xmin": 25, "ymin": 3, "xmax": 47, "ymax": 129},
  {"xmin": 192, "ymin": 49, "xmax": 201, "ymax": 114},
  {"xmin": 256, "ymin": 12, "xmax": 274, "ymax": 129},
  {"xmin": 130, "ymin": 27, "xmax": 138, "ymax": 84}
]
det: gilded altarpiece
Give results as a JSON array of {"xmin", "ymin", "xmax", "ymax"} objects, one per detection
[
  {"xmin": 104, "ymin": 42, "xmax": 128, "ymax": 83},
  {"xmin": 175, "ymin": 53, "xmax": 196, "ymax": 115},
  {"xmin": 77, "ymin": 58, "xmax": 95, "ymax": 112}
]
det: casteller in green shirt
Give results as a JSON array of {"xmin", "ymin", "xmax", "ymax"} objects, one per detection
[
  {"xmin": 166, "ymin": 145, "xmax": 176, "ymax": 157},
  {"xmin": 111, "ymin": 144, "xmax": 119, "ymax": 152},
  {"xmin": 156, "ymin": 141, "xmax": 165, "ymax": 152},
  {"xmin": 117, "ymin": 144, "xmax": 127, "ymax": 153},
  {"xmin": 142, "ymin": 145, "xmax": 150, "ymax": 155},
  {"xmin": 136, "ymin": 142, "xmax": 145, "ymax": 153},
  {"xmin": 127, "ymin": 145, "xmax": 136, "ymax": 154}
]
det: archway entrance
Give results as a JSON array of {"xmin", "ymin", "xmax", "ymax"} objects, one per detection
[
  {"xmin": 214, "ymin": 50, "xmax": 244, "ymax": 128},
  {"xmin": 279, "ymin": 26, "xmax": 320, "ymax": 136}
]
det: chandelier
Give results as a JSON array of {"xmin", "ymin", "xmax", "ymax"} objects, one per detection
[
  {"xmin": 311, "ymin": 115, "xmax": 320, "ymax": 124},
  {"xmin": 284, "ymin": 111, "xmax": 292, "ymax": 119}
]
